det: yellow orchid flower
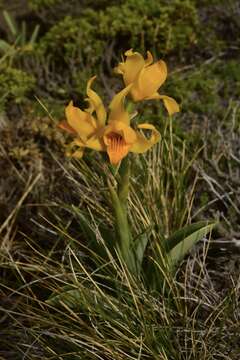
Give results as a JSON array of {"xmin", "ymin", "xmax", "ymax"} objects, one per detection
[
  {"xmin": 59, "ymin": 77, "xmax": 160, "ymax": 165},
  {"xmin": 115, "ymin": 49, "xmax": 180, "ymax": 115},
  {"xmin": 59, "ymin": 76, "xmax": 106, "ymax": 158}
]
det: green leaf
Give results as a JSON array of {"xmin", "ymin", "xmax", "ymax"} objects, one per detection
[
  {"xmin": 108, "ymin": 181, "xmax": 137, "ymax": 273},
  {"xmin": 20, "ymin": 21, "xmax": 26, "ymax": 46},
  {"xmin": 164, "ymin": 221, "xmax": 214, "ymax": 252},
  {"xmin": 46, "ymin": 285, "xmax": 117, "ymax": 311},
  {"xmin": 132, "ymin": 228, "xmax": 151, "ymax": 275},
  {"xmin": 135, "ymin": 234, "xmax": 148, "ymax": 266},
  {"xmin": 118, "ymin": 157, "xmax": 130, "ymax": 205},
  {"xmin": 29, "ymin": 24, "xmax": 40, "ymax": 46},
  {"xmin": 167, "ymin": 221, "xmax": 216, "ymax": 266},
  {"xmin": 0, "ymin": 40, "xmax": 12, "ymax": 53},
  {"xmin": 3, "ymin": 10, "xmax": 18, "ymax": 37},
  {"xmin": 46, "ymin": 286, "xmax": 92, "ymax": 309},
  {"xmin": 108, "ymin": 181, "xmax": 131, "ymax": 256}
]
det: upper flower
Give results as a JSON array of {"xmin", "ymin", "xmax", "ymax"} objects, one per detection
[
  {"xmin": 59, "ymin": 77, "xmax": 160, "ymax": 165},
  {"xmin": 115, "ymin": 49, "xmax": 180, "ymax": 115}
]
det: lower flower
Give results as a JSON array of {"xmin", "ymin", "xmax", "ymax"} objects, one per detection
[{"xmin": 59, "ymin": 78, "xmax": 161, "ymax": 165}]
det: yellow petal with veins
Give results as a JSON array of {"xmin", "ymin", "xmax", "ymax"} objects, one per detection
[
  {"xmin": 86, "ymin": 76, "xmax": 106, "ymax": 127},
  {"xmin": 103, "ymin": 121, "xmax": 137, "ymax": 164},
  {"xmin": 104, "ymin": 122, "xmax": 137, "ymax": 145},
  {"xmin": 105, "ymin": 133, "xmax": 131, "ymax": 165},
  {"xmin": 130, "ymin": 123, "xmax": 160, "ymax": 153}
]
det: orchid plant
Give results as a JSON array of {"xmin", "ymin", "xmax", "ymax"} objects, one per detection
[{"xmin": 58, "ymin": 49, "xmax": 215, "ymax": 283}]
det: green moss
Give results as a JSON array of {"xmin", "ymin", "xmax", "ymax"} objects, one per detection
[
  {"xmin": 28, "ymin": 0, "xmax": 62, "ymax": 10},
  {"xmin": 216, "ymin": 60, "xmax": 240, "ymax": 98},
  {"xmin": 84, "ymin": 0, "xmax": 198, "ymax": 55},
  {"xmin": 37, "ymin": 15, "xmax": 101, "ymax": 61},
  {"xmin": 34, "ymin": 0, "xmax": 199, "ymax": 62},
  {"xmin": 28, "ymin": 0, "xmax": 116, "ymax": 11},
  {"xmin": 164, "ymin": 59, "xmax": 240, "ymax": 118},
  {"xmin": 0, "ymin": 66, "xmax": 36, "ymax": 111}
]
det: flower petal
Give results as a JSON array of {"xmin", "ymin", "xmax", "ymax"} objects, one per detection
[
  {"xmin": 144, "ymin": 51, "xmax": 154, "ymax": 66},
  {"xmin": 130, "ymin": 123, "xmax": 160, "ymax": 153},
  {"xmin": 74, "ymin": 131, "xmax": 105, "ymax": 151},
  {"xmin": 58, "ymin": 121, "xmax": 77, "ymax": 134},
  {"xmin": 103, "ymin": 123, "xmax": 135, "ymax": 165},
  {"xmin": 109, "ymin": 84, "xmax": 133, "ymax": 124},
  {"xmin": 120, "ymin": 124, "xmax": 137, "ymax": 144},
  {"xmin": 115, "ymin": 49, "xmax": 145, "ymax": 85},
  {"xmin": 65, "ymin": 140, "xmax": 84, "ymax": 158},
  {"xmin": 106, "ymin": 136, "xmax": 131, "ymax": 165},
  {"xmin": 65, "ymin": 101, "xmax": 97, "ymax": 141},
  {"xmin": 103, "ymin": 121, "xmax": 137, "ymax": 145},
  {"xmin": 150, "ymin": 94, "xmax": 180, "ymax": 115},
  {"xmin": 137, "ymin": 60, "xmax": 167, "ymax": 99},
  {"xmin": 85, "ymin": 135, "xmax": 105, "ymax": 151},
  {"xmin": 86, "ymin": 76, "xmax": 106, "ymax": 126},
  {"xmin": 71, "ymin": 149, "xmax": 84, "ymax": 158}
]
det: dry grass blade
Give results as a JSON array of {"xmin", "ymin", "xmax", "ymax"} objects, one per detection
[{"xmin": 0, "ymin": 173, "xmax": 41, "ymax": 253}]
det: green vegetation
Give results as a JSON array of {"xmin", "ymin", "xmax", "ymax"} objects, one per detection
[
  {"xmin": 0, "ymin": 66, "xmax": 35, "ymax": 110},
  {"xmin": 0, "ymin": 0, "xmax": 240, "ymax": 358}
]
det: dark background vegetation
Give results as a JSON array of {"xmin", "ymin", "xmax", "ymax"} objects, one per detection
[{"xmin": 0, "ymin": 0, "xmax": 240, "ymax": 358}]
